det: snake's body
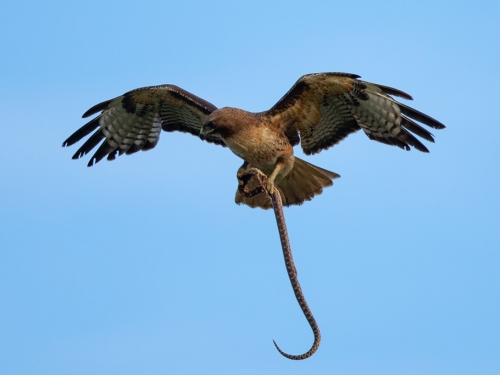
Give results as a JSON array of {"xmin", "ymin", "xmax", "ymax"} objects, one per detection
[
  {"xmin": 238, "ymin": 169, "xmax": 321, "ymax": 360},
  {"xmin": 270, "ymin": 189, "xmax": 321, "ymax": 360}
]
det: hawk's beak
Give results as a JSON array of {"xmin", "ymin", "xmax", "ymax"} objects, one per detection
[
  {"xmin": 199, "ymin": 125, "xmax": 214, "ymax": 141},
  {"xmin": 199, "ymin": 130, "xmax": 206, "ymax": 141}
]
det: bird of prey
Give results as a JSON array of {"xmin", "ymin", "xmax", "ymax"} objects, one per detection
[{"xmin": 63, "ymin": 72, "xmax": 445, "ymax": 207}]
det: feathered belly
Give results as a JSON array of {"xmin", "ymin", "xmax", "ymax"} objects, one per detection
[{"xmin": 225, "ymin": 131, "xmax": 292, "ymax": 169}]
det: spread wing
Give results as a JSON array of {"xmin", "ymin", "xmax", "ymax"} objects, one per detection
[
  {"xmin": 63, "ymin": 85, "xmax": 224, "ymax": 166},
  {"xmin": 267, "ymin": 72, "xmax": 445, "ymax": 155}
]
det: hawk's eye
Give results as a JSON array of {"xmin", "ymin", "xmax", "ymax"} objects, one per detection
[{"xmin": 202, "ymin": 121, "xmax": 217, "ymax": 134}]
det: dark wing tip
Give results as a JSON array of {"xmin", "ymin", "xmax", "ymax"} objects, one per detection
[
  {"xmin": 400, "ymin": 117, "xmax": 436, "ymax": 143},
  {"xmin": 399, "ymin": 103, "xmax": 446, "ymax": 130},
  {"xmin": 70, "ymin": 129, "xmax": 105, "ymax": 162},
  {"xmin": 63, "ymin": 117, "xmax": 101, "ymax": 147},
  {"xmin": 85, "ymin": 141, "xmax": 114, "ymax": 167},
  {"xmin": 375, "ymin": 83, "xmax": 413, "ymax": 100},
  {"xmin": 82, "ymin": 99, "xmax": 113, "ymax": 118},
  {"xmin": 372, "ymin": 83, "xmax": 447, "ymax": 130}
]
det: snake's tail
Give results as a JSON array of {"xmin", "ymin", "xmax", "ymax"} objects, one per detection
[{"xmin": 273, "ymin": 330, "xmax": 321, "ymax": 360}]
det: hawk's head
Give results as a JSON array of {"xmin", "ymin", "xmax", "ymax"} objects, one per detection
[{"xmin": 200, "ymin": 107, "xmax": 251, "ymax": 141}]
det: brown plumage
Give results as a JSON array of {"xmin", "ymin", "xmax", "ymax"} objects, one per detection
[{"xmin": 63, "ymin": 72, "xmax": 445, "ymax": 208}]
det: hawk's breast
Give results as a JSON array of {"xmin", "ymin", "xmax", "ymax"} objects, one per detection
[{"xmin": 224, "ymin": 124, "xmax": 292, "ymax": 167}]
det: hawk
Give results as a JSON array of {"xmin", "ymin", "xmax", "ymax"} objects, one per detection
[{"xmin": 63, "ymin": 72, "xmax": 445, "ymax": 207}]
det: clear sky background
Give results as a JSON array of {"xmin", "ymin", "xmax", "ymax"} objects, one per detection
[{"xmin": 1, "ymin": 1, "xmax": 499, "ymax": 374}]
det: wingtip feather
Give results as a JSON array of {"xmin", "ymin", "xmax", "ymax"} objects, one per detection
[
  {"xmin": 82, "ymin": 99, "xmax": 113, "ymax": 118},
  {"xmin": 375, "ymin": 83, "xmax": 414, "ymax": 100}
]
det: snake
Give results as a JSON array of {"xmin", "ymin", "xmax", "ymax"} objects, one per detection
[{"xmin": 238, "ymin": 169, "xmax": 321, "ymax": 360}]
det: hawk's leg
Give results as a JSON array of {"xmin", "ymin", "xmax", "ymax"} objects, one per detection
[{"xmin": 265, "ymin": 161, "xmax": 284, "ymax": 195}]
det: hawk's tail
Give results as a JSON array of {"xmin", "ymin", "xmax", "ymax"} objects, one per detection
[{"xmin": 235, "ymin": 157, "xmax": 340, "ymax": 209}]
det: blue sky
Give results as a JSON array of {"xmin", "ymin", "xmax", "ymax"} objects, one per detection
[{"xmin": 1, "ymin": 0, "xmax": 499, "ymax": 374}]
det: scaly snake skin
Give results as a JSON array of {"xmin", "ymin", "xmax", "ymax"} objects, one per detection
[{"xmin": 238, "ymin": 169, "xmax": 321, "ymax": 360}]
